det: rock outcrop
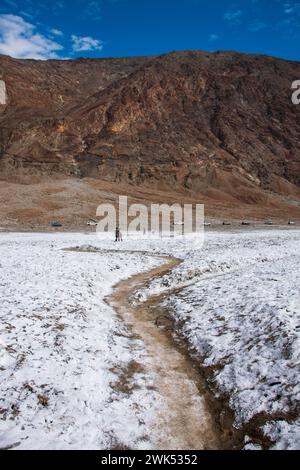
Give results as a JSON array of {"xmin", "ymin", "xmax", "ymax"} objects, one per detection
[{"xmin": 0, "ymin": 50, "xmax": 299, "ymax": 206}]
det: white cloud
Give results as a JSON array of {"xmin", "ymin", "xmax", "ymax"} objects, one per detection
[
  {"xmin": 276, "ymin": 1, "xmax": 300, "ymax": 38},
  {"xmin": 84, "ymin": 1, "xmax": 102, "ymax": 20},
  {"xmin": 224, "ymin": 9, "xmax": 243, "ymax": 22},
  {"xmin": 0, "ymin": 14, "xmax": 64, "ymax": 59},
  {"xmin": 3, "ymin": 0, "xmax": 17, "ymax": 8},
  {"xmin": 248, "ymin": 20, "xmax": 267, "ymax": 32},
  {"xmin": 71, "ymin": 34, "xmax": 103, "ymax": 52},
  {"xmin": 50, "ymin": 28, "xmax": 64, "ymax": 37},
  {"xmin": 209, "ymin": 33, "xmax": 219, "ymax": 41},
  {"xmin": 283, "ymin": 2, "xmax": 300, "ymax": 15}
]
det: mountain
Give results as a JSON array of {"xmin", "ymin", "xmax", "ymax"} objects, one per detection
[{"xmin": 0, "ymin": 50, "xmax": 300, "ymax": 227}]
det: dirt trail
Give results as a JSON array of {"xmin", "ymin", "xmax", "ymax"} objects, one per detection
[{"xmin": 106, "ymin": 254, "xmax": 225, "ymax": 450}]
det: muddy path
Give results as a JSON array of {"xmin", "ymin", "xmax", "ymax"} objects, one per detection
[{"xmin": 106, "ymin": 253, "xmax": 230, "ymax": 450}]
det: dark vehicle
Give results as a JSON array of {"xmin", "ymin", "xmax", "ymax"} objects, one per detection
[{"xmin": 51, "ymin": 221, "xmax": 63, "ymax": 228}]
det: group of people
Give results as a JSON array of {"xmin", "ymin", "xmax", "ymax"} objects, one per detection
[{"xmin": 115, "ymin": 227, "xmax": 123, "ymax": 242}]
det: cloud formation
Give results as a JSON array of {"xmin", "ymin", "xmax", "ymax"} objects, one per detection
[
  {"xmin": 283, "ymin": 2, "xmax": 300, "ymax": 15},
  {"xmin": 71, "ymin": 34, "xmax": 103, "ymax": 52},
  {"xmin": 224, "ymin": 9, "xmax": 243, "ymax": 22},
  {"xmin": 209, "ymin": 33, "xmax": 219, "ymax": 41},
  {"xmin": 0, "ymin": 14, "xmax": 63, "ymax": 59},
  {"xmin": 248, "ymin": 20, "xmax": 267, "ymax": 32},
  {"xmin": 50, "ymin": 28, "xmax": 64, "ymax": 37}
]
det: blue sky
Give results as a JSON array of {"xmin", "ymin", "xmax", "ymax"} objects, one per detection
[{"xmin": 0, "ymin": 0, "xmax": 299, "ymax": 61}]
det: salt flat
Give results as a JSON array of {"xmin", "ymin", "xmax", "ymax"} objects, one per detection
[
  {"xmin": 138, "ymin": 229, "xmax": 300, "ymax": 449},
  {"xmin": 0, "ymin": 232, "xmax": 163, "ymax": 450},
  {"xmin": 0, "ymin": 229, "xmax": 299, "ymax": 449}
]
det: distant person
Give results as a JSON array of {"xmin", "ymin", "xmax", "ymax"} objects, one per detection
[{"xmin": 115, "ymin": 226, "xmax": 120, "ymax": 242}]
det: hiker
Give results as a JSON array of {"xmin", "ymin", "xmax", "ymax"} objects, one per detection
[{"xmin": 115, "ymin": 227, "xmax": 123, "ymax": 242}]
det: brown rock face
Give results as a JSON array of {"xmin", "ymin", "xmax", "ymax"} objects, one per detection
[{"xmin": 0, "ymin": 50, "xmax": 300, "ymax": 206}]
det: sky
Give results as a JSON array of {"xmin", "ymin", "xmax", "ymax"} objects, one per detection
[{"xmin": 0, "ymin": 0, "xmax": 299, "ymax": 61}]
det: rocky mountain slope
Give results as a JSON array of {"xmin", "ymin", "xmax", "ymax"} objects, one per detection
[{"xmin": 0, "ymin": 50, "xmax": 300, "ymax": 226}]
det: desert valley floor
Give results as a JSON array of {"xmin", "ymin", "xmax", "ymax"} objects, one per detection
[{"xmin": 0, "ymin": 228, "xmax": 300, "ymax": 450}]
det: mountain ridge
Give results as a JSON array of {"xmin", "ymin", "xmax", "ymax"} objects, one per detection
[{"xmin": 0, "ymin": 50, "xmax": 300, "ymax": 226}]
